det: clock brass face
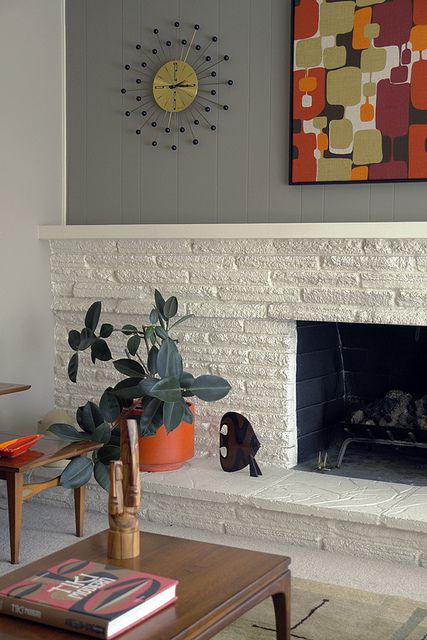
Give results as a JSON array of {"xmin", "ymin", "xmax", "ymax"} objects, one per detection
[{"xmin": 152, "ymin": 60, "xmax": 198, "ymax": 113}]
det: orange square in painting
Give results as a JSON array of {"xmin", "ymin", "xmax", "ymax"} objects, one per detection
[
  {"xmin": 317, "ymin": 132, "xmax": 328, "ymax": 152},
  {"xmin": 353, "ymin": 8, "xmax": 372, "ymax": 50},
  {"xmin": 410, "ymin": 25, "xmax": 427, "ymax": 51},
  {"xmin": 409, "ymin": 125, "xmax": 427, "ymax": 179},
  {"xmin": 352, "ymin": 166, "xmax": 369, "ymax": 181},
  {"xmin": 299, "ymin": 76, "xmax": 317, "ymax": 93},
  {"xmin": 413, "ymin": 0, "xmax": 427, "ymax": 25},
  {"xmin": 411, "ymin": 60, "xmax": 427, "ymax": 109}
]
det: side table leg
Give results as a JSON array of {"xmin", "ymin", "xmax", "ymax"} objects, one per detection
[
  {"xmin": 272, "ymin": 572, "xmax": 291, "ymax": 640},
  {"xmin": 6, "ymin": 473, "xmax": 23, "ymax": 564},
  {"xmin": 74, "ymin": 484, "xmax": 85, "ymax": 537}
]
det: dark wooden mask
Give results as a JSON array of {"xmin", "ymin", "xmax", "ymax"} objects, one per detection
[{"xmin": 220, "ymin": 412, "xmax": 262, "ymax": 477}]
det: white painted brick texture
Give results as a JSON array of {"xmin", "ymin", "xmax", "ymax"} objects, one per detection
[{"xmin": 50, "ymin": 237, "xmax": 427, "ymax": 469}]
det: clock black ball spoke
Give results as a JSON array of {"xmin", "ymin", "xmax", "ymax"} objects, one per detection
[{"xmin": 123, "ymin": 22, "xmax": 232, "ymax": 148}]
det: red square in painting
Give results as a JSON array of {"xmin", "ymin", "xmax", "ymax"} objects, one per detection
[{"xmin": 413, "ymin": 0, "xmax": 427, "ymax": 25}]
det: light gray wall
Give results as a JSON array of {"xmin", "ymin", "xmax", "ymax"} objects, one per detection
[
  {"xmin": 66, "ymin": 0, "xmax": 427, "ymax": 225},
  {"xmin": 0, "ymin": 1, "xmax": 63, "ymax": 432}
]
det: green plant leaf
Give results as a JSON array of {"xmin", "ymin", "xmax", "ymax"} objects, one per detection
[
  {"xmin": 148, "ymin": 346, "xmax": 158, "ymax": 375},
  {"xmin": 85, "ymin": 301, "xmax": 101, "ymax": 332},
  {"xmin": 137, "ymin": 377, "xmax": 157, "ymax": 395},
  {"xmin": 139, "ymin": 398, "xmax": 162, "ymax": 435},
  {"xmin": 163, "ymin": 296, "xmax": 178, "ymax": 319},
  {"xmin": 113, "ymin": 377, "xmax": 145, "ymax": 399},
  {"xmin": 100, "ymin": 388, "xmax": 122, "ymax": 422},
  {"xmin": 79, "ymin": 327, "xmax": 95, "ymax": 350},
  {"xmin": 109, "ymin": 426, "xmax": 121, "ymax": 446},
  {"xmin": 189, "ymin": 375, "xmax": 231, "ymax": 401},
  {"xmin": 113, "ymin": 358, "xmax": 145, "ymax": 378},
  {"xmin": 149, "ymin": 308, "xmax": 159, "ymax": 324},
  {"xmin": 145, "ymin": 325, "xmax": 156, "ymax": 345},
  {"xmin": 97, "ymin": 444, "xmax": 121, "ymax": 465},
  {"xmin": 48, "ymin": 423, "xmax": 92, "ymax": 441},
  {"xmin": 157, "ymin": 339, "xmax": 183, "ymax": 378},
  {"xmin": 149, "ymin": 376, "xmax": 182, "ymax": 403},
  {"xmin": 99, "ymin": 323, "xmax": 114, "ymax": 338},
  {"xmin": 163, "ymin": 399, "xmax": 186, "ymax": 432},
  {"xmin": 68, "ymin": 353, "xmax": 79, "ymax": 383},
  {"xmin": 183, "ymin": 402, "xmax": 194, "ymax": 424},
  {"xmin": 94, "ymin": 461, "xmax": 110, "ymax": 491},
  {"xmin": 155, "ymin": 326, "xmax": 168, "ymax": 340},
  {"xmin": 154, "ymin": 289, "xmax": 165, "ymax": 316},
  {"xmin": 94, "ymin": 422, "xmax": 111, "ymax": 443},
  {"xmin": 121, "ymin": 323, "xmax": 138, "ymax": 336},
  {"xmin": 127, "ymin": 335, "xmax": 141, "ymax": 356},
  {"xmin": 170, "ymin": 314, "xmax": 194, "ymax": 329},
  {"xmin": 180, "ymin": 372, "xmax": 195, "ymax": 388},
  {"xmin": 91, "ymin": 338, "xmax": 112, "ymax": 362},
  {"xmin": 60, "ymin": 457, "xmax": 93, "ymax": 489},
  {"xmin": 77, "ymin": 401, "xmax": 104, "ymax": 433},
  {"xmin": 68, "ymin": 330, "xmax": 80, "ymax": 351}
]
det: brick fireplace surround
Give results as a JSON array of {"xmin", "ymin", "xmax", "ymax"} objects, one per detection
[{"xmin": 39, "ymin": 227, "xmax": 427, "ymax": 567}]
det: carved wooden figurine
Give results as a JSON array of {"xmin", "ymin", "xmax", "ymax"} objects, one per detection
[
  {"xmin": 108, "ymin": 418, "xmax": 140, "ymax": 560},
  {"xmin": 220, "ymin": 412, "xmax": 262, "ymax": 477}
]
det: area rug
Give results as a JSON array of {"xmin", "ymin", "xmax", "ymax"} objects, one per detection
[{"xmin": 216, "ymin": 577, "xmax": 427, "ymax": 640}]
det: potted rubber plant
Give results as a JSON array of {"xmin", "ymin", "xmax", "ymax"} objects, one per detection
[{"xmin": 49, "ymin": 290, "xmax": 230, "ymax": 489}]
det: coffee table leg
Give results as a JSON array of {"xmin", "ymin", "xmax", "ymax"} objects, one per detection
[
  {"xmin": 74, "ymin": 484, "xmax": 85, "ymax": 537},
  {"xmin": 6, "ymin": 472, "xmax": 23, "ymax": 564},
  {"xmin": 272, "ymin": 572, "xmax": 291, "ymax": 640}
]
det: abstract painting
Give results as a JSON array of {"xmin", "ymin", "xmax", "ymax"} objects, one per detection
[{"xmin": 290, "ymin": 0, "xmax": 427, "ymax": 184}]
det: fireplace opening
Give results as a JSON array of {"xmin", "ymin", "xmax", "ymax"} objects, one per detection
[{"xmin": 296, "ymin": 320, "xmax": 427, "ymax": 484}]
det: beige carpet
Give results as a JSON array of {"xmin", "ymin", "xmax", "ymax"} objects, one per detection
[{"xmin": 216, "ymin": 577, "xmax": 427, "ymax": 640}]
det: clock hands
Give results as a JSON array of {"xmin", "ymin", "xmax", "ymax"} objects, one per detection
[{"xmin": 154, "ymin": 82, "xmax": 197, "ymax": 89}]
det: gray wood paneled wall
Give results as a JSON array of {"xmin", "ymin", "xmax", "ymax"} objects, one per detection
[{"xmin": 66, "ymin": 0, "xmax": 427, "ymax": 225}]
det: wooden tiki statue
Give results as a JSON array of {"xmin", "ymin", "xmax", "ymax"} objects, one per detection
[
  {"xmin": 108, "ymin": 418, "xmax": 140, "ymax": 559},
  {"xmin": 220, "ymin": 412, "xmax": 262, "ymax": 477}
]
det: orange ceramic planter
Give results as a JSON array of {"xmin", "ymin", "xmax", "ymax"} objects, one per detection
[{"xmin": 123, "ymin": 404, "xmax": 195, "ymax": 472}]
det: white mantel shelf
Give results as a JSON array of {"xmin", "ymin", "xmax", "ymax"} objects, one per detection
[{"xmin": 39, "ymin": 222, "xmax": 427, "ymax": 240}]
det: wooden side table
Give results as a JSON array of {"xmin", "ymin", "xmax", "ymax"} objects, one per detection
[{"xmin": 0, "ymin": 436, "xmax": 102, "ymax": 564}]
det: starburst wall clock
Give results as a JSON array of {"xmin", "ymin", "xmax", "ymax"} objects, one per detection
[{"xmin": 121, "ymin": 22, "xmax": 233, "ymax": 150}]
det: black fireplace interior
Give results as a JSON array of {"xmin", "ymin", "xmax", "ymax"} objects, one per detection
[{"xmin": 296, "ymin": 320, "xmax": 427, "ymax": 471}]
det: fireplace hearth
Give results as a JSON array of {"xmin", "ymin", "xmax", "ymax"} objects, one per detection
[{"xmin": 296, "ymin": 320, "xmax": 427, "ymax": 484}]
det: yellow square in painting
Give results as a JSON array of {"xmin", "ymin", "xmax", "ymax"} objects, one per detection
[
  {"xmin": 296, "ymin": 38, "xmax": 322, "ymax": 69},
  {"xmin": 363, "ymin": 82, "xmax": 376, "ymax": 97},
  {"xmin": 317, "ymin": 158, "xmax": 353, "ymax": 182},
  {"xmin": 327, "ymin": 67, "xmax": 362, "ymax": 106},
  {"xmin": 353, "ymin": 129, "xmax": 383, "ymax": 165},
  {"xmin": 356, "ymin": 0, "xmax": 386, "ymax": 5},
  {"xmin": 313, "ymin": 117, "xmax": 328, "ymax": 131},
  {"xmin": 324, "ymin": 46, "xmax": 346, "ymax": 69},
  {"xmin": 361, "ymin": 47, "xmax": 387, "ymax": 73},
  {"xmin": 364, "ymin": 23, "xmax": 380, "ymax": 39},
  {"xmin": 330, "ymin": 119, "xmax": 353, "ymax": 150},
  {"xmin": 320, "ymin": 2, "xmax": 355, "ymax": 37}
]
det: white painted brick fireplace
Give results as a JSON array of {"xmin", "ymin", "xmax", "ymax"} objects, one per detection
[
  {"xmin": 51, "ymin": 236, "xmax": 427, "ymax": 467},
  {"xmin": 41, "ymin": 229, "xmax": 427, "ymax": 565}
]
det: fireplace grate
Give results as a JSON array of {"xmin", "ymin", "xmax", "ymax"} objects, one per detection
[{"xmin": 336, "ymin": 423, "xmax": 427, "ymax": 468}]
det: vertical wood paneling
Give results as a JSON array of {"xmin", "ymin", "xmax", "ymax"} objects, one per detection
[
  {"xmin": 247, "ymin": 0, "xmax": 271, "ymax": 223},
  {"xmin": 268, "ymin": 0, "xmax": 301, "ymax": 222},
  {"xmin": 66, "ymin": 0, "xmax": 86, "ymax": 224},
  {"xmin": 85, "ymin": 0, "xmax": 123, "ymax": 224},
  {"xmin": 66, "ymin": 0, "xmax": 427, "ymax": 225},
  {"xmin": 217, "ymin": 0, "xmax": 250, "ymax": 223},
  {"xmin": 121, "ymin": 0, "xmax": 141, "ymax": 224},
  {"xmin": 177, "ymin": 0, "xmax": 219, "ymax": 224},
  {"xmin": 323, "ymin": 185, "xmax": 370, "ymax": 222},
  {"xmin": 369, "ymin": 184, "xmax": 394, "ymax": 222},
  {"xmin": 137, "ymin": 0, "xmax": 179, "ymax": 224},
  {"xmin": 394, "ymin": 183, "xmax": 427, "ymax": 221},
  {"xmin": 301, "ymin": 185, "xmax": 325, "ymax": 222}
]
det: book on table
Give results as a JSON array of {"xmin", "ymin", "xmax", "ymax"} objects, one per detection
[{"xmin": 0, "ymin": 558, "xmax": 178, "ymax": 638}]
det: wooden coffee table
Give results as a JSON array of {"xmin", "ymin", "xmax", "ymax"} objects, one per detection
[
  {"xmin": 0, "ymin": 435, "xmax": 102, "ymax": 564},
  {"xmin": 0, "ymin": 530, "xmax": 291, "ymax": 639}
]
